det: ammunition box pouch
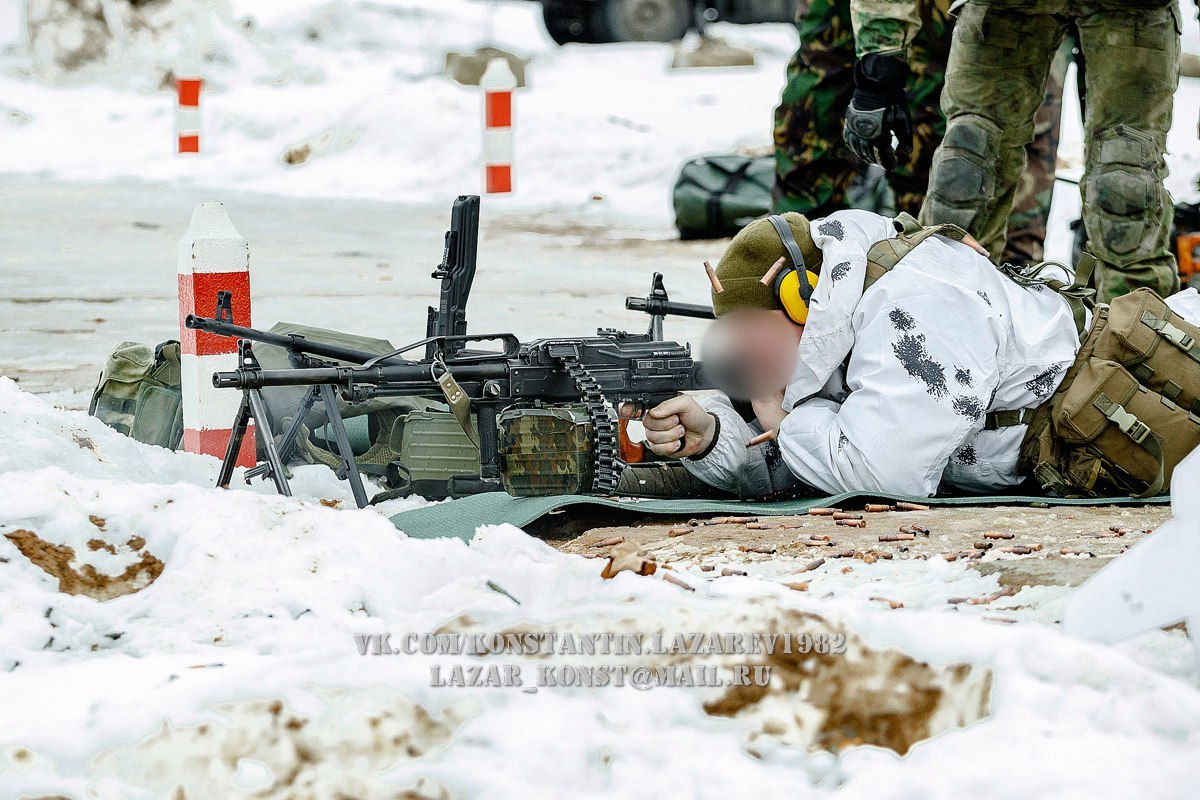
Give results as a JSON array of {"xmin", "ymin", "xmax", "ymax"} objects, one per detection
[
  {"xmin": 497, "ymin": 405, "xmax": 596, "ymax": 496},
  {"xmin": 1020, "ymin": 288, "xmax": 1200, "ymax": 498},
  {"xmin": 89, "ymin": 340, "xmax": 183, "ymax": 450}
]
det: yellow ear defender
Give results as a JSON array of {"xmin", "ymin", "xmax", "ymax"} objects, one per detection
[{"xmin": 764, "ymin": 215, "xmax": 819, "ymax": 325}]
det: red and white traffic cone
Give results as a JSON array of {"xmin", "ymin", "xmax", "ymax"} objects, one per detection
[
  {"xmin": 177, "ymin": 203, "xmax": 254, "ymax": 466},
  {"xmin": 176, "ymin": 75, "xmax": 203, "ymax": 154},
  {"xmin": 481, "ymin": 58, "xmax": 516, "ymax": 194}
]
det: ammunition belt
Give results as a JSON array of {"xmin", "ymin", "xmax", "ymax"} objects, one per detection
[{"xmin": 556, "ymin": 350, "xmax": 622, "ymax": 495}]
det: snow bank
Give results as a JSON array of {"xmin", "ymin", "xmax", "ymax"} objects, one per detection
[{"xmin": 2, "ymin": 380, "xmax": 1200, "ymax": 797}]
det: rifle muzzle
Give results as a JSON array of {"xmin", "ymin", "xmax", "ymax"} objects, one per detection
[{"xmin": 214, "ymin": 370, "xmax": 256, "ymax": 390}]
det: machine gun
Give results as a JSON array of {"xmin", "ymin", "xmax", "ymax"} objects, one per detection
[{"xmin": 185, "ymin": 195, "xmax": 714, "ymax": 506}]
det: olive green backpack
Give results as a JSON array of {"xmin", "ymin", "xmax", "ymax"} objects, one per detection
[
  {"xmin": 673, "ymin": 155, "xmax": 775, "ymax": 240},
  {"xmin": 89, "ymin": 341, "xmax": 184, "ymax": 449}
]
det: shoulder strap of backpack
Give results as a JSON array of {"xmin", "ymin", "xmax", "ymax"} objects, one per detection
[
  {"xmin": 998, "ymin": 253, "xmax": 1097, "ymax": 337},
  {"xmin": 864, "ymin": 213, "xmax": 970, "ymax": 291}
]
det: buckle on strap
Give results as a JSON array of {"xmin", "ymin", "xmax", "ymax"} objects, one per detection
[
  {"xmin": 1143, "ymin": 312, "xmax": 1197, "ymax": 351},
  {"xmin": 1033, "ymin": 462, "xmax": 1077, "ymax": 497},
  {"xmin": 984, "ymin": 408, "xmax": 1038, "ymax": 430},
  {"xmin": 1094, "ymin": 394, "xmax": 1150, "ymax": 444}
]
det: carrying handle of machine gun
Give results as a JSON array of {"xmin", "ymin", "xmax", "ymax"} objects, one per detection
[
  {"xmin": 362, "ymin": 332, "xmax": 521, "ymax": 369},
  {"xmin": 625, "ymin": 273, "xmax": 715, "ymax": 341}
]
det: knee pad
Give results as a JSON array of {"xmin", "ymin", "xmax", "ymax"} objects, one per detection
[
  {"xmin": 923, "ymin": 115, "xmax": 1002, "ymax": 231},
  {"xmin": 1085, "ymin": 125, "xmax": 1169, "ymax": 265}
]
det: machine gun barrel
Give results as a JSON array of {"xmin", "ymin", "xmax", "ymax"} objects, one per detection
[
  {"xmin": 213, "ymin": 361, "xmax": 509, "ymax": 391},
  {"xmin": 625, "ymin": 296, "xmax": 715, "ymax": 320},
  {"xmin": 185, "ymin": 315, "xmax": 412, "ymax": 366}
]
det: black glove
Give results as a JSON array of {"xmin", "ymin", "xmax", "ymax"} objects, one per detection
[{"xmin": 843, "ymin": 53, "xmax": 913, "ymax": 171}]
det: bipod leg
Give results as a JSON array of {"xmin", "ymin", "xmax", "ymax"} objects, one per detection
[
  {"xmin": 319, "ymin": 383, "xmax": 369, "ymax": 508},
  {"xmin": 247, "ymin": 388, "xmax": 292, "ymax": 498},
  {"xmin": 217, "ymin": 392, "xmax": 253, "ymax": 490},
  {"xmin": 244, "ymin": 385, "xmax": 319, "ymax": 483}
]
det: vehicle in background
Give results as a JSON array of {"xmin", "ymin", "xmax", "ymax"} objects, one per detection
[{"xmin": 528, "ymin": 0, "xmax": 796, "ymax": 45}]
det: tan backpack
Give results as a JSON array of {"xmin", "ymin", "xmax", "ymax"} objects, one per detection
[
  {"xmin": 1020, "ymin": 288, "xmax": 1200, "ymax": 498},
  {"xmin": 863, "ymin": 214, "xmax": 1200, "ymax": 498}
]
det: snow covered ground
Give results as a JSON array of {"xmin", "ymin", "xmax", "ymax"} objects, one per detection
[{"xmin": 2, "ymin": 377, "xmax": 1200, "ymax": 798}]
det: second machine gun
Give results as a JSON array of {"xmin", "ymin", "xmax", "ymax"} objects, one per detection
[{"xmin": 186, "ymin": 194, "xmax": 715, "ymax": 506}]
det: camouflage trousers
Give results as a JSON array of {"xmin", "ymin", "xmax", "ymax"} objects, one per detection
[
  {"xmin": 919, "ymin": 1, "xmax": 1182, "ymax": 302},
  {"xmin": 772, "ymin": 0, "xmax": 1068, "ymax": 263}
]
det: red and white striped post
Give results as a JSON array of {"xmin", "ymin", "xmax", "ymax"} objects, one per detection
[
  {"xmin": 177, "ymin": 203, "xmax": 254, "ymax": 466},
  {"xmin": 481, "ymin": 58, "xmax": 516, "ymax": 194},
  {"xmin": 176, "ymin": 75, "xmax": 203, "ymax": 154}
]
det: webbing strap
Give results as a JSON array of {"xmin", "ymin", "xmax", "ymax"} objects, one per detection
[
  {"xmin": 894, "ymin": 212, "xmax": 924, "ymax": 236},
  {"xmin": 863, "ymin": 217, "xmax": 968, "ymax": 292},
  {"xmin": 998, "ymin": 257, "xmax": 1096, "ymax": 337},
  {"xmin": 705, "ymin": 161, "xmax": 754, "ymax": 233},
  {"xmin": 984, "ymin": 408, "xmax": 1039, "ymax": 430},
  {"xmin": 1033, "ymin": 461, "xmax": 1080, "ymax": 497},
  {"xmin": 1142, "ymin": 312, "xmax": 1200, "ymax": 365},
  {"xmin": 1092, "ymin": 393, "xmax": 1165, "ymax": 498},
  {"xmin": 435, "ymin": 366, "xmax": 479, "ymax": 448}
]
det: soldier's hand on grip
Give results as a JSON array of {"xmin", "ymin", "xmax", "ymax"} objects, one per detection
[
  {"xmin": 843, "ymin": 53, "xmax": 913, "ymax": 171},
  {"xmin": 630, "ymin": 396, "xmax": 717, "ymax": 459}
]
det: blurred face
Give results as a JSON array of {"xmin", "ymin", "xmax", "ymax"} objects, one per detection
[{"xmin": 702, "ymin": 308, "xmax": 803, "ymax": 400}]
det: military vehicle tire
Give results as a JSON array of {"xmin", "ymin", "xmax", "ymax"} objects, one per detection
[
  {"xmin": 592, "ymin": 0, "xmax": 691, "ymax": 43},
  {"xmin": 542, "ymin": 5, "xmax": 600, "ymax": 45}
]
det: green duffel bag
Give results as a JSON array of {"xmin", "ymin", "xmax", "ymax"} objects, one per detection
[
  {"xmin": 89, "ymin": 341, "xmax": 184, "ymax": 449},
  {"xmin": 672, "ymin": 155, "xmax": 775, "ymax": 240}
]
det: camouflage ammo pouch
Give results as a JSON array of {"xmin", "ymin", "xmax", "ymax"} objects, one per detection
[
  {"xmin": 89, "ymin": 340, "xmax": 184, "ymax": 449},
  {"xmin": 497, "ymin": 405, "xmax": 596, "ymax": 496},
  {"xmin": 1020, "ymin": 288, "xmax": 1200, "ymax": 498}
]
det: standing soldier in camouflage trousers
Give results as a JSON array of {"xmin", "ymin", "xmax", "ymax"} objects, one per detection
[
  {"xmin": 773, "ymin": 0, "xmax": 950, "ymax": 220},
  {"xmin": 775, "ymin": 0, "xmax": 1069, "ymax": 263},
  {"xmin": 913, "ymin": 0, "xmax": 1182, "ymax": 302}
]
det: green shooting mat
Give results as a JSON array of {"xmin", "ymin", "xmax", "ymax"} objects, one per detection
[{"xmin": 388, "ymin": 490, "xmax": 1168, "ymax": 542}]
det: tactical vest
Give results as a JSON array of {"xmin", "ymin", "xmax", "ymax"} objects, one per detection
[{"xmin": 861, "ymin": 213, "xmax": 1200, "ymax": 497}]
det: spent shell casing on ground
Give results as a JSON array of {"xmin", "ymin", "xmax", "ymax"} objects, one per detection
[{"xmin": 662, "ymin": 572, "xmax": 695, "ymax": 592}]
